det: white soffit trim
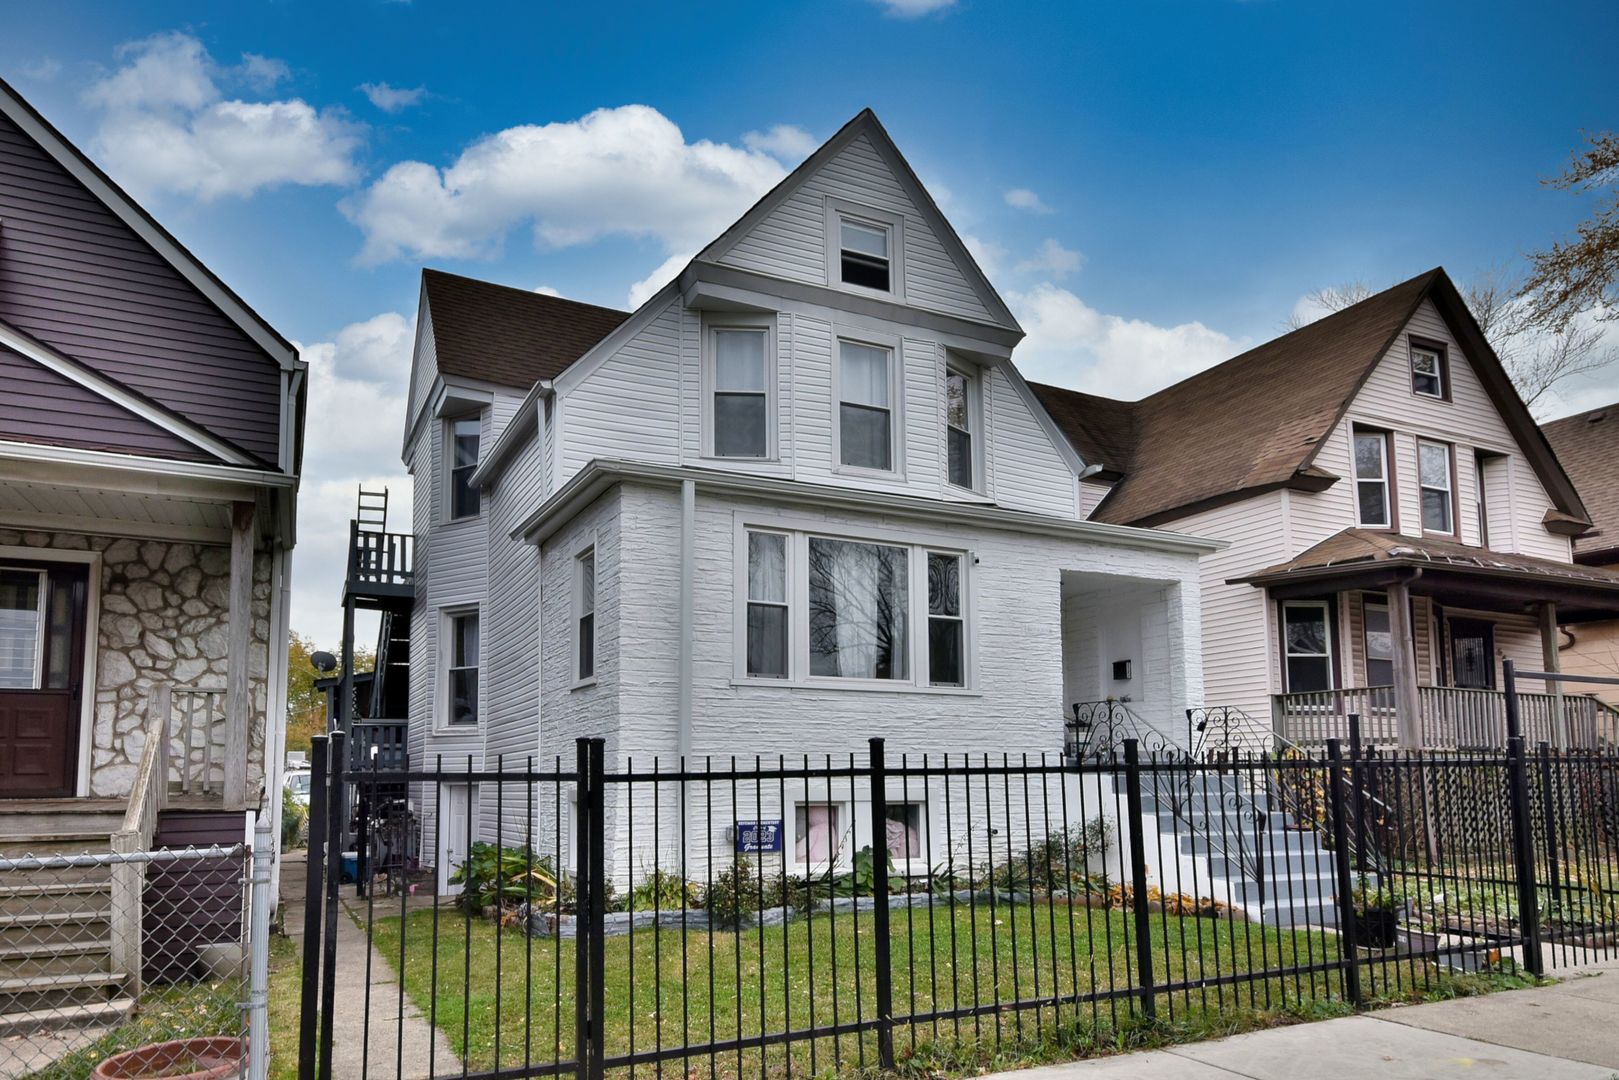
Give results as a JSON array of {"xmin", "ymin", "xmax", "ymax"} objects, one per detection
[
  {"xmin": 0, "ymin": 319, "xmax": 257, "ymax": 467},
  {"xmin": 0, "ymin": 77, "xmax": 301, "ymax": 372},
  {"xmin": 0, "ymin": 439, "xmax": 293, "ymax": 499}
]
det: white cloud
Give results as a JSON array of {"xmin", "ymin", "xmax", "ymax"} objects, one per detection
[
  {"xmin": 743, "ymin": 124, "xmax": 817, "ymax": 162},
  {"xmin": 532, "ymin": 285, "xmax": 562, "ymax": 297},
  {"xmin": 871, "ymin": 0, "xmax": 958, "ymax": 16},
  {"xmin": 1004, "ymin": 187, "xmax": 1052, "ymax": 214},
  {"xmin": 82, "ymin": 31, "xmax": 362, "ymax": 201},
  {"xmin": 288, "ymin": 312, "xmax": 416, "ymax": 648},
  {"xmin": 1017, "ymin": 238, "xmax": 1083, "ymax": 278},
  {"xmin": 359, "ymin": 81, "xmax": 427, "ymax": 113},
  {"xmin": 1009, "ymin": 283, "xmax": 1243, "ymax": 398},
  {"xmin": 345, "ymin": 105, "xmax": 789, "ymax": 264},
  {"xmin": 626, "ymin": 251, "xmax": 693, "ymax": 309},
  {"xmin": 21, "ymin": 57, "xmax": 62, "ymax": 82},
  {"xmin": 960, "ymin": 233, "xmax": 1007, "ymax": 277}
]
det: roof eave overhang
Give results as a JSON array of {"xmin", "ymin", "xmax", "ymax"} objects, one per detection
[
  {"xmin": 1232, "ymin": 556, "xmax": 1619, "ymax": 616},
  {"xmin": 516, "ymin": 459, "xmax": 1226, "ymax": 556}
]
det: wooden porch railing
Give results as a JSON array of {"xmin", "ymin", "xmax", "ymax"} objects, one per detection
[
  {"xmin": 1274, "ymin": 684, "xmax": 1606, "ymax": 749},
  {"xmin": 170, "ymin": 686, "xmax": 228, "ymax": 795},
  {"xmin": 111, "ymin": 683, "xmax": 172, "ymax": 996}
]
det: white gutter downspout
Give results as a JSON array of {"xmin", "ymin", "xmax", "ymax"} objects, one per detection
[
  {"xmin": 678, "ymin": 479, "xmax": 695, "ymax": 760},
  {"xmin": 264, "ymin": 544, "xmax": 294, "ymax": 906}
]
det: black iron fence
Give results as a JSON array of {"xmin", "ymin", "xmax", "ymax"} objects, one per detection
[{"xmin": 295, "ymin": 721, "xmax": 1619, "ymax": 1080}]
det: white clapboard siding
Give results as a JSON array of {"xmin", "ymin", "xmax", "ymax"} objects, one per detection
[
  {"xmin": 789, "ymin": 315, "xmax": 835, "ymax": 478},
  {"xmin": 985, "ymin": 369, "xmax": 1078, "ymax": 517},
  {"xmin": 719, "ymin": 132, "xmax": 995, "ymax": 325},
  {"xmin": 559, "ymin": 298, "xmax": 683, "ymax": 482},
  {"xmin": 406, "ymin": 304, "xmax": 439, "ymax": 434}
]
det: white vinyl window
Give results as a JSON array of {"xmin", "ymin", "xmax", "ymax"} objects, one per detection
[
  {"xmin": 1282, "ymin": 601, "xmax": 1333, "ymax": 693},
  {"xmin": 839, "ymin": 217, "xmax": 891, "ymax": 292},
  {"xmin": 710, "ymin": 325, "xmax": 772, "ymax": 459},
  {"xmin": 839, "ymin": 340, "xmax": 894, "ymax": 472},
  {"xmin": 745, "ymin": 531, "xmax": 789, "ymax": 679},
  {"xmin": 0, "ymin": 568, "xmax": 46, "ymax": 690},
  {"xmin": 1418, "ymin": 440, "xmax": 1454, "ymax": 534},
  {"xmin": 448, "ymin": 417, "xmax": 481, "ymax": 520},
  {"xmin": 884, "ymin": 801, "xmax": 926, "ymax": 867},
  {"xmin": 926, "ymin": 552, "xmax": 964, "ymax": 687},
  {"xmin": 1352, "ymin": 430, "xmax": 1391, "ymax": 527},
  {"xmin": 1411, "ymin": 345, "xmax": 1445, "ymax": 398},
  {"xmin": 945, "ymin": 366, "xmax": 978, "ymax": 490},
  {"xmin": 793, "ymin": 802, "xmax": 846, "ymax": 868},
  {"xmin": 1363, "ymin": 600, "xmax": 1394, "ymax": 687},
  {"xmin": 444, "ymin": 610, "xmax": 479, "ymax": 726},
  {"xmin": 574, "ymin": 549, "xmax": 597, "ymax": 683},
  {"xmin": 809, "ymin": 537, "xmax": 909, "ymax": 680}
]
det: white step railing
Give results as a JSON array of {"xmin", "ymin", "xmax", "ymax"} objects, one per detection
[{"xmin": 1274, "ymin": 685, "xmax": 1603, "ymax": 749}]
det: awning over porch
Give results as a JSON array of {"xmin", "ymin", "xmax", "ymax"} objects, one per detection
[{"xmin": 1233, "ymin": 528, "xmax": 1619, "ymax": 623}]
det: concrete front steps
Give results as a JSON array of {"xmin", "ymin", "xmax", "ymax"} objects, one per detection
[
  {"xmin": 0, "ymin": 800, "xmax": 132, "ymax": 1035},
  {"xmin": 1130, "ymin": 773, "xmax": 1348, "ymax": 928}
]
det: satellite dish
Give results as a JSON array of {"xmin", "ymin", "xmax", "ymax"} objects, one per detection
[{"xmin": 311, "ymin": 651, "xmax": 338, "ymax": 674}]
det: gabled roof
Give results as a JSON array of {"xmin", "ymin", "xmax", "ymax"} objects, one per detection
[
  {"xmin": 1037, "ymin": 268, "xmax": 1592, "ymax": 529},
  {"xmin": 421, "ymin": 268, "xmax": 630, "ymax": 389},
  {"xmin": 0, "ymin": 75, "xmax": 298, "ymax": 371},
  {"xmin": 1028, "ymin": 384, "xmax": 1137, "ymax": 481},
  {"xmin": 696, "ymin": 109, "xmax": 1022, "ymax": 333},
  {"xmin": 1543, "ymin": 401, "xmax": 1619, "ymax": 564}
]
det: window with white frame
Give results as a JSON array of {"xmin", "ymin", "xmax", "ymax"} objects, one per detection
[
  {"xmin": 445, "ymin": 610, "xmax": 479, "ymax": 726},
  {"xmin": 739, "ymin": 526, "xmax": 970, "ymax": 689},
  {"xmin": 575, "ymin": 549, "xmax": 596, "ymax": 682},
  {"xmin": 1418, "ymin": 440, "xmax": 1454, "ymax": 533},
  {"xmin": 1410, "ymin": 344, "xmax": 1445, "ymax": 398},
  {"xmin": 945, "ymin": 366, "xmax": 977, "ymax": 490},
  {"xmin": 710, "ymin": 324, "xmax": 771, "ymax": 459},
  {"xmin": 1363, "ymin": 599, "xmax": 1394, "ymax": 687},
  {"xmin": 884, "ymin": 801, "xmax": 926, "ymax": 864},
  {"xmin": 0, "ymin": 568, "xmax": 46, "ymax": 690},
  {"xmin": 794, "ymin": 802, "xmax": 845, "ymax": 866},
  {"xmin": 926, "ymin": 552, "xmax": 964, "ymax": 687},
  {"xmin": 839, "ymin": 340, "xmax": 893, "ymax": 471},
  {"xmin": 1352, "ymin": 429, "xmax": 1391, "ymax": 527},
  {"xmin": 1282, "ymin": 601, "xmax": 1333, "ymax": 693},
  {"xmin": 448, "ymin": 417, "xmax": 481, "ymax": 520},
  {"xmin": 838, "ymin": 216, "xmax": 892, "ymax": 292},
  {"xmin": 745, "ymin": 531, "xmax": 789, "ymax": 678}
]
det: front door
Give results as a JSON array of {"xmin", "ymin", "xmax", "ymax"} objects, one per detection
[
  {"xmin": 437, "ymin": 784, "xmax": 475, "ymax": 895},
  {"xmin": 1450, "ymin": 618, "xmax": 1496, "ymax": 690},
  {"xmin": 0, "ymin": 562, "xmax": 89, "ymax": 797}
]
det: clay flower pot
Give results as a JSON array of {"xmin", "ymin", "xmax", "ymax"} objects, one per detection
[{"xmin": 92, "ymin": 1036, "xmax": 243, "ymax": 1080}]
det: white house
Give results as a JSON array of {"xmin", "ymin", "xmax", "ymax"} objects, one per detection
[
  {"xmin": 372, "ymin": 111, "xmax": 1219, "ymax": 887},
  {"xmin": 1035, "ymin": 269, "xmax": 1619, "ymax": 751}
]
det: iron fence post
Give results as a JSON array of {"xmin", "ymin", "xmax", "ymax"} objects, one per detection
[
  {"xmin": 867, "ymin": 737, "xmax": 896, "ymax": 1069},
  {"xmin": 1504, "ymin": 659, "xmax": 1522, "ymax": 742},
  {"xmin": 1122, "ymin": 739, "xmax": 1156, "ymax": 1019},
  {"xmin": 1506, "ymin": 734, "xmax": 1545, "ymax": 977},
  {"xmin": 297, "ymin": 736, "xmax": 328, "ymax": 1080},
  {"xmin": 317, "ymin": 728, "xmax": 346, "ymax": 1080},
  {"xmin": 587, "ymin": 737, "xmax": 607, "ymax": 1080},
  {"xmin": 1325, "ymin": 739, "xmax": 1363, "ymax": 1006},
  {"xmin": 574, "ymin": 737, "xmax": 591, "ymax": 1080}
]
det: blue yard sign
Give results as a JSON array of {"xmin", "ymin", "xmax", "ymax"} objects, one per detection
[{"xmin": 735, "ymin": 820, "xmax": 783, "ymax": 853}]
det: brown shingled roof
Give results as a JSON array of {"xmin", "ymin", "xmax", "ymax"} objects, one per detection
[
  {"xmin": 1035, "ymin": 268, "xmax": 1591, "ymax": 531},
  {"xmin": 422, "ymin": 268, "xmax": 630, "ymax": 389},
  {"xmin": 1544, "ymin": 402, "xmax": 1619, "ymax": 564}
]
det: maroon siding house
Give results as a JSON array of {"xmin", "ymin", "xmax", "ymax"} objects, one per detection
[{"xmin": 0, "ymin": 76, "xmax": 303, "ymax": 1022}]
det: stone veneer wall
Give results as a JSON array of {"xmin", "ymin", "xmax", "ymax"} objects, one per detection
[{"xmin": 0, "ymin": 528, "xmax": 271, "ymax": 799}]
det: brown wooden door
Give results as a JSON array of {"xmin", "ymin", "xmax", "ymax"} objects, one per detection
[{"xmin": 0, "ymin": 562, "xmax": 87, "ymax": 798}]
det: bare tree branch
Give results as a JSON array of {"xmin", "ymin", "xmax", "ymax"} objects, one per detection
[{"xmin": 1520, "ymin": 131, "xmax": 1619, "ymax": 333}]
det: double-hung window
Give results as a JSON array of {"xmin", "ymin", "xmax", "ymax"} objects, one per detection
[
  {"xmin": 446, "ymin": 611, "xmax": 479, "ymax": 726},
  {"xmin": 1352, "ymin": 429, "xmax": 1391, "ymax": 527},
  {"xmin": 945, "ymin": 367, "xmax": 977, "ymax": 490},
  {"xmin": 0, "ymin": 568, "xmax": 46, "ymax": 690},
  {"xmin": 1363, "ymin": 600, "xmax": 1394, "ymax": 687},
  {"xmin": 575, "ymin": 549, "xmax": 596, "ymax": 682},
  {"xmin": 839, "ymin": 340, "xmax": 893, "ymax": 472},
  {"xmin": 449, "ymin": 418, "xmax": 481, "ymax": 520},
  {"xmin": 712, "ymin": 325, "xmax": 771, "ymax": 459},
  {"xmin": 1418, "ymin": 440, "xmax": 1454, "ymax": 533},
  {"xmin": 839, "ymin": 217, "xmax": 891, "ymax": 292},
  {"xmin": 926, "ymin": 552, "xmax": 964, "ymax": 687},
  {"xmin": 1282, "ymin": 602, "xmax": 1333, "ymax": 692},
  {"xmin": 809, "ymin": 537, "xmax": 909, "ymax": 680},
  {"xmin": 745, "ymin": 532, "xmax": 789, "ymax": 678},
  {"xmin": 1411, "ymin": 344, "xmax": 1445, "ymax": 398}
]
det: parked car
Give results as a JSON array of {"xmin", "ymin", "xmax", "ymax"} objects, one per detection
[{"xmin": 284, "ymin": 769, "xmax": 312, "ymax": 807}]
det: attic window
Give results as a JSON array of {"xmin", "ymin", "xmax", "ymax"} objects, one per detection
[
  {"xmin": 1410, "ymin": 342, "xmax": 1446, "ymax": 399},
  {"xmin": 840, "ymin": 217, "xmax": 891, "ymax": 291}
]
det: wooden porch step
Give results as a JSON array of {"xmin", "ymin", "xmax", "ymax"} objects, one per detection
[
  {"xmin": 0, "ymin": 833, "xmax": 113, "ymax": 859},
  {"xmin": 0, "ymin": 995, "xmax": 134, "ymax": 1037},
  {"xmin": 0, "ymin": 969, "xmax": 124, "ymax": 994}
]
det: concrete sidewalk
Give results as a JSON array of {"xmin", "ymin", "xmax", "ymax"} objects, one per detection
[{"xmin": 1010, "ymin": 966, "xmax": 1619, "ymax": 1079}]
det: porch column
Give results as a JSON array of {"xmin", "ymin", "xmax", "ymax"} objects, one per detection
[
  {"xmin": 1539, "ymin": 601, "xmax": 1567, "ymax": 749},
  {"xmin": 1388, "ymin": 579, "xmax": 1423, "ymax": 749},
  {"xmin": 224, "ymin": 501, "xmax": 254, "ymax": 810}
]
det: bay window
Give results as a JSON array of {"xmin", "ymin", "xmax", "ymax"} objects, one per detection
[
  {"xmin": 927, "ymin": 552, "xmax": 964, "ymax": 687},
  {"xmin": 839, "ymin": 340, "xmax": 893, "ymax": 472},
  {"xmin": 945, "ymin": 366, "xmax": 976, "ymax": 490},
  {"xmin": 448, "ymin": 417, "xmax": 481, "ymax": 520},
  {"xmin": 745, "ymin": 532, "xmax": 789, "ymax": 678},
  {"xmin": 1352, "ymin": 429, "xmax": 1390, "ymax": 527},
  {"xmin": 808, "ymin": 537, "xmax": 909, "ymax": 680}
]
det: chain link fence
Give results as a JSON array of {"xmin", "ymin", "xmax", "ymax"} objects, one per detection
[{"xmin": 0, "ymin": 844, "xmax": 252, "ymax": 1080}]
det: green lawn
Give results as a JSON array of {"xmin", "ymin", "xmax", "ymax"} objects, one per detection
[{"xmin": 369, "ymin": 900, "xmax": 1359, "ymax": 1078}]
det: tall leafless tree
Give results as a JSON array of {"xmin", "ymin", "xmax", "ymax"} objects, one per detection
[{"xmin": 1521, "ymin": 131, "xmax": 1619, "ymax": 332}]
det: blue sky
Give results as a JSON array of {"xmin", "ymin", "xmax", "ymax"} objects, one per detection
[{"xmin": 3, "ymin": 0, "xmax": 1615, "ymax": 645}]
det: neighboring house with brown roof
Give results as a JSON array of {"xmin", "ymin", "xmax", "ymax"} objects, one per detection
[
  {"xmin": 1038, "ymin": 269, "xmax": 1619, "ymax": 749},
  {"xmin": 1544, "ymin": 402, "xmax": 1619, "ymax": 706},
  {"xmin": 371, "ymin": 110, "xmax": 1219, "ymax": 891}
]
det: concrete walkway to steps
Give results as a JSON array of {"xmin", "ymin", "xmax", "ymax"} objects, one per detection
[
  {"xmin": 281, "ymin": 852, "xmax": 462, "ymax": 1080},
  {"xmin": 1000, "ymin": 956, "xmax": 1619, "ymax": 1079}
]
